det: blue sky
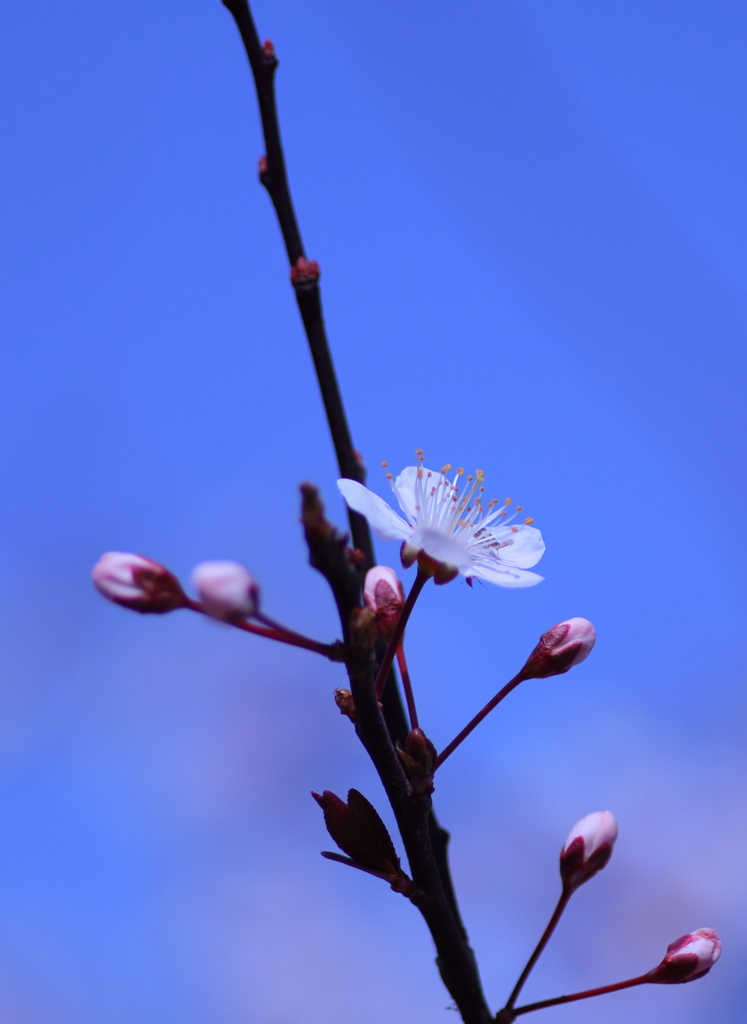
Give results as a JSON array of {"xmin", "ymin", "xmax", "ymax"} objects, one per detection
[{"xmin": 1, "ymin": 2, "xmax": 746, "ymax": 1022}]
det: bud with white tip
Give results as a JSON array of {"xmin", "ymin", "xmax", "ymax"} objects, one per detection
[
  {"xmin": 647, "ymin": 928, "xmax": 722, "ymax": 984},
  {"xmin": 192, "ymin": 561, "xmax": 260, "ymax": 620},
  {"xmin": 92, "ymin": 552, "xmax": 185, "ymax": 613},
  {"xmin": 522, "ymin": 617, "xmax": 596, "ymax": 679},
  {"xmin": 560, "ymin": 810, "xmax": 618, "ymax": 891},
  {"xmin": 363, "ymin": 565, "xmax": 405, "ymax": 640}
]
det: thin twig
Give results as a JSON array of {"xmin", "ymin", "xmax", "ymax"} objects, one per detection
[{"xmin": 221, "ymin": 0, "xmax": 370, "ymax": 557}]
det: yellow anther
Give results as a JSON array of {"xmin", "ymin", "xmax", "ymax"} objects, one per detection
[
  {"xmin": 476, "ymin": 469, "xmax": 485, "ymax": 479},
  {"xmin": 440, "ymin": 463, "xmax": 452, "ymax": 474},
  {"xmin": 457, "ymin": 467, "xmax": 464, "ymax": 476},
  {"xmin": 524, "ymin": 517, "xmax": 535, "ymax": 525},
  {"xmin": 504, "ymin": 497, "xmax": 512, "ymax": 505},
  {"xmin": 381, "ymin": 460, "xmax": 388, "ymax": 468}
]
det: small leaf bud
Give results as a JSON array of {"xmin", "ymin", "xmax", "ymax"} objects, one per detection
[
  {"xmin": 191, "ymin": 561, "xmax": 260, "ymax": 620},
  {"xmin": 92, "ymin": 552, "xmax": 185, "ymax": 613},
  {"xmin": 290, "ymin": 257, "xmax": 320, "ymax": 289},
  {"xmin": 312, "ymin": 789, "xmax": 399, "ymax": 875},
  {"xmin": 334, "ymin": 688, "xmax": 356, "ymax": 720},
  {"xmin": 647, "ymin": 929, "xmax": 722, "ymax": 984},
  {"xmin": 522, "ymin": 617, "xmax": 596, "ymax": 679},
  {"xmin": 560, "ymin": 810, "xmax": 618, "ymax": 891},
  {"xmin": 397, "ymin": 727, "xmax": 437, "ymax": 798},
  {"xmin": 261, "ymin": 39, "xmax": 278, "ymax": 67},
  {"xmin": 363, "ymin": 566, "xmax": 405, "ymax": 640}
]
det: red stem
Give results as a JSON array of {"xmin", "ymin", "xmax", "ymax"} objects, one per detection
[
  {"xmin": 511, "ymin": 974, "xmax": 651, "ymax": 1017},
  {"xmin": 396, "ymin": 644, "xmax": 419, "ymax": 730},
  {"xmin": 374, "ymin": 569, "xmax": 430, "ymax": 700},
  {"xmin": 185, "ymin": 599, "xmax": 342, "ymax": 659},
  {"xmin": 435, "ymin": 669, "xmax": 528, "ymax": 769},
  {"xmin": 504, "ymin": 888, "xmax": 572, "ymax": 1013}
]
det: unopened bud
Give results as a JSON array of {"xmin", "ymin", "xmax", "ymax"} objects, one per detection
[
  {"xmin": 92, "ymin": 552, "xmax": 185, "ymax": 613},
  {"xmin": 397, "ymin": 727, "xmax": 437, "ymax": 798},
  {"xmin": 261, "ymin": 39, "xmax": 278, "ymax": 67},
  {"xmin": 192, "ymin": 561, "xmax": 260, "ymax": 620},
  {"xmin": 647, "ymin": 929, "xmax": 722, "ymax": 984},
  {"xmin": 363, "ymin": 566, "xmax": 405, "ymax": 640},
  {"xmin": 290, "ymin": 257, "xmax": 320, "ymax": 289},
  {"xmin": 523, "ymin": 617, "xmax": 596, "ymax": 679},
  {"xmin": 334, "ymin": 688, "xmax": 356, "ymax": 720},
  {"xmin": 560, "ymin": 810, "xmax": 618, "ymax": 891},
  {"xmin": 312, "ymin": 789, "xmax": 399, "ymax": 875}
]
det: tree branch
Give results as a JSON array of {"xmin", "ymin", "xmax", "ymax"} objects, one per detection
[
  {"xmin": 301, "ymin": 487, "xmax": 492, "ymax": 1023},
  {"xmin": 222, "ymin": 6, "xmax": 489, "ymax": 1019}
]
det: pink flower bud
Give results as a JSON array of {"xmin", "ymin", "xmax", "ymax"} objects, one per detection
[
  {"xmin": 523, "ymin": 617, "xmax": 596, "ymax": 679},
  {"xmin": 92, "ymin": 552, "xmax": 185, "ymax": 613},
  {"xmin": 560, "ymin": 810, "xmax": 618, "ymax": 890},
  {"xmin": 648, "ymin": 928, "xmax": 722, "ymax": 984},
  {"xmin": 192, "ymin": 561, "xmax": 260, "ymax": 620},
  {"xmin": 363, "ymin": 566, "xmax": 405, "ymax": 640}
]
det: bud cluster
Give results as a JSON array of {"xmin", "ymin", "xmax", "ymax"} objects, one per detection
[{"xmin": 93, "ymin": 460, "xmax": 721, "ymax": 1021}]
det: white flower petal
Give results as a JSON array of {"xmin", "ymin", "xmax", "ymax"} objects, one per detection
[
  {"xmin": 470, "ymin": 562, "xmax": 544, "ymax": 588},
  {"xmin": 488, "ymin": 524, "xmax": 546, "ymax": 568},
  {"xmin": 410, "ymin": 526, "xmax": 469, "ymax": 569},
  {"xmin": 390, "ymin": 466, "xmax": 421, "ymax": 521},
  {"xmin": 337, "ymin": 479, "xmax": 410, "ymax": 541}
]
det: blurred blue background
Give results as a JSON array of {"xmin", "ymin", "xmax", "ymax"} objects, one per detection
[{"xmin": 1, "ymin": 1, "xmax": 745, "ymax": 1021}]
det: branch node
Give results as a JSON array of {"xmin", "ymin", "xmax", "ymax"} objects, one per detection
[{"xmin": 290, "ymin": 256, "xmax": 321, "ymax": 289}]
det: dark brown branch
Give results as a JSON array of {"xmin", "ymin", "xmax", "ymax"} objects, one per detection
[
  {"xmin": 301, "ymin": 488, "xmax": 492, "ymax": 1024},
  {"xmin": 221, "ymin": 6, "xmax": 487, "ymax": 1019},
  {"xmin": 221, "ymin": 0, "xmax": 371, "ymax": 558}
]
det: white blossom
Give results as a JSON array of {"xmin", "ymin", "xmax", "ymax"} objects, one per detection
[{"xmin": 338, "ymin": 462, "xmax": 545, "ymax": 587}]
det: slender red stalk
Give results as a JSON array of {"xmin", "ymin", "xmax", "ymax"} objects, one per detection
[
  {"xmin": 503, "ymin": 889, "xmax": 572, "ymax": 1013},
  {"xmin": 255, "ymin": 609, "xmax": 343, "ymax": 655},
  {"xmin": 510, "ymin": 973, "xmax": 651, "ymax": 1017},
  {"xmin": 435, "ymin": 669, "xmax": 528, "ymax": 769},
  {"xmin": 396, "ymin": 644, "xmax": 418, "ymax": 730},
  {"xmin": 373, "ymin": 568, "xmax": 430, "ymax": 700},
  {"xmin": 185, "ymin": 599, "xmax": 344, "ymax": 660}
]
